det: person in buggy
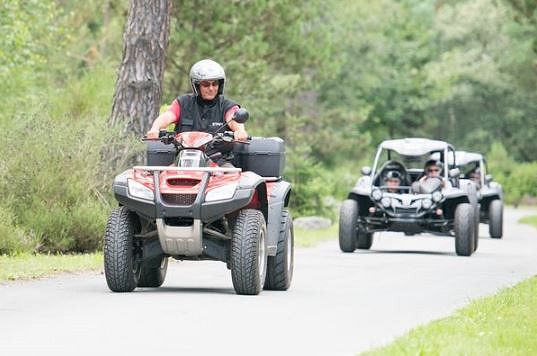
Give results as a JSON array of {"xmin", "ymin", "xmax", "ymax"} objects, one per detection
[
  {"xmin": 146, "ymin": 59, "xmax": 248, "ymax": 166},
  {"xmin": 412, "ymin": 159, "xmax": 446, "ymax": 193},
  {"xmin": 383, "ymin": 170, "xmax": 402, "ymax": 193}
]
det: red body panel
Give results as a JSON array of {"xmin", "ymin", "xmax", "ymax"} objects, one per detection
[{"xmin": 177, "ymin": 131, "xmax": 213, "ymax": 149}]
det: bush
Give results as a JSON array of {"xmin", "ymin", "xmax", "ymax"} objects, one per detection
[
  {"xmin": 0, "ymin": 111, "xmax": 141, "ymax": 253},
  {"xmin": 502, "ymin": 162, "xmax": 537, "ymax": 205},
  {"xmin": 0, "ymin": 205, "xmax": 37, "ymax": 255}
]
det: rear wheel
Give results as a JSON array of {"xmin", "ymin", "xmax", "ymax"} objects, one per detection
[
  {"xmin": 265, "ymin": 209, "xmax": 294, "ymax": 290},
  {"xmin": 454, "ymin": 203, "xmax": 475, "ymax": 257},
  {"xmin": 339, "ymin": 200, "xmax": 358, "ymax": 253},
  {"xmin": 104, "ymin": 206, "xmax": 141, "ymax": 292},
  {"xmin": 137, "ymin": 255, "xmax": 168, "ymax": 288},
  {"xmin": 230, "ymin": 209, "xmax": 267, "ymax": 295},
  {"xmin": 489, "ymin": 199, "xmax": 503, "ymax": 239},
  {"xmin": 357, "ymin": 232, "xmax": 373, "ymax": 250}
]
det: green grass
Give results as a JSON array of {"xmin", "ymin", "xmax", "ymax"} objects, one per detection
[
  {"xmin": 0, "ymin": 225, "xmax": 336, "ymax": 281},
  {"xmin": 294, "ymin": 224, "xmax": 337, "ymax": 247},
  {"xmin": 363, "ymin": 276, "xmax": 537, "ymax": 355},
  {"xmin": 519, "ymin": 215, "xmax": 537, "ymax": 229},
  {"xmin": 0, "ymin": 253, "xmax": 103, "ymax": 282}
]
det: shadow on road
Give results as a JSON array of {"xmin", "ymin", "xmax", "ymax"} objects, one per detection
[
  {"xmin": 136, "ymin": 286, "xmax": 236, "ymax": 295},
  {"xmin": 361, "ymin": 249, "xmax": 454, "ymax": 256}
]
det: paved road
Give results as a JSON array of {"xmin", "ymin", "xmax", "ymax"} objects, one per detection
[{"xmin": 1, "ymin": 208, "xmax": 536, "ymax": 356}]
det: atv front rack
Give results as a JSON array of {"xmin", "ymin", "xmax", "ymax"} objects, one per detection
[{"xmin": 133, "ymin": 166, "xmax": 242, "ymax": 173}]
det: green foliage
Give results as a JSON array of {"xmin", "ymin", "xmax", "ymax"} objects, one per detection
[
  {"xmin": 0, "ymin": 0, "xmax": 65, "ymax": 74},
  {"xmin": 0, "ymin": 205, "xmax": 37, "ymax": 255},
  {"xmin": 503, "ymin": 162, "xmax": 537, "ymax": 204},
  {"xmin": 0, "ymin": 110, "xmax": 140, "ymax": 253}
]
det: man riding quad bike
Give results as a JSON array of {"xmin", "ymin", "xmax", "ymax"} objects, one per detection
[
  {"xmin": 339, "ymin": 138, "xmax": 479, "ymax": 256},
  {"xmin": 104, "ymin": 59, "xmax": 293, "ymax": 295},
  {"xmin": 450, "ymin": 151, "xmax": 503, "ymax": 239}
]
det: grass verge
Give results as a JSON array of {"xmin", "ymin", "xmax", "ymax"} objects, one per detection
[
  {"xmin": 362, "ymin": 276, "xmax": 537, "ymax": 355},
  {"xmin": 0, "ymin": 224, "xmax": 337, "ymax": 282},
  {"xmin": 294, "ymin": 224, "xmax": 337, "ymax": 247},
  {"xmin": 519, "ymin": 215, "xmax": 537, "ymax": 229},
  {"xmin": 0, "ymin": 253, "xmax": 103, "ymax": 282}
]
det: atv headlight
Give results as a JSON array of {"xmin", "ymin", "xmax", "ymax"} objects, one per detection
[
  {"xmin": 128, "ymin": 179, "xmax": 154, "ymax": 201},
  {"xmin": 205, "ymin": 183, "xmax": 237, "ymax": 202},
  {"xmin": 381, "ymin": 197, "xmax": 392, "ymax": 208},
  {"xmin": 371, "ymin": 189, "xmax": 382, "ymax": 201},
  {"xmin": 432, "ymin": 191, "xmax": 443, "ymax": 202},
  {"xmin": 422, "ymin": 198, "xmax": 433, "ymax": 209}
]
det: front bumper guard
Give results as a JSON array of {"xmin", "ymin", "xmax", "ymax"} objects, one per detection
[{"xmin": 362, "ymin": 215, "xmax": 451, "ymax": 234}]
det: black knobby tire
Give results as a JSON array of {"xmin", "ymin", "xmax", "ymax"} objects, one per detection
[
  {"xmin": 137, "ymin": 255, "xmax": 168, "ymax": 288},
  {"xmin": 230, "ymin": 209, "xmax": 267, "ymax": 295},
  {"xmin": 104, "ymin": 206, "xmax": 141, "ymax": 292},
  {"xmin": 357, "ymin": 232, "xmax": 373, "ymax": 250},
  {"xmin": 454, "ymin": 203, "xmax": 475, "ymax": 257},
  {"xmin": 489, "ymin": 199, "xmax": 503, "ymax": 239},
  {"xmin": 265, "ymin": 209, "xmax": 294, "ymax": 291},
  {"xmin": 339, "ymin": 199, "xmax": 358, "ymax": 253},
  {"xmin": 465, "ymin": 182, "xmax": 480, "ymax": 252}
]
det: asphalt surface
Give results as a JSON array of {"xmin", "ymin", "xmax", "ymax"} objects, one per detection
[{"xmin": 1, "ymin": 208, "xmax": 536, "ymax": 356}]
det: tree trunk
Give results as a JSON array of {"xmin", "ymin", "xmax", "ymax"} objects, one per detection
[{"xmin": 110, "ymin": 0, "xmax": 172, "ymax": 136}]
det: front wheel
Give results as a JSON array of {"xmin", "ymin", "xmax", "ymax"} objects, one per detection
[
  {"xmin": 454, "ymin": 203, "xmax": 475, "ymax": 257},
  {"xmin": 230, "ymin": 209, "xmax": 267, "ymax": 295},
  {"xmin": 265, "ymin": 209, "xmax": 294, "ymax": 291},
  {"xmin": 104, "ymin": 206, "xmax": 142, "ymax": 292},
  {"xmin": 489, "ymin": 199, "xmax": 503, "ymax": 239},
  {"xmin": 339, "ymin": 199, "xmax": 358, "ymax": 253}
]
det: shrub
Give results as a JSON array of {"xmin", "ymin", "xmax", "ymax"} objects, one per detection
[
  {"xmin": 0, "ymin": 111, "xmax": 141, "ymax": 253},
  {"xmin": 0, "ymin": 205, "xmax": 37, "ymax": 255}
]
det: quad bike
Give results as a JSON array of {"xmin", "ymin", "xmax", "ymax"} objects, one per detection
[{"xmin": 104, "ymin": 109, "xmax": 293, "ymax": 295}]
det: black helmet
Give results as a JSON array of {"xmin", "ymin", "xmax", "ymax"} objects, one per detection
[{"xmin": 384, "ymin": 170, "xmax": 402, "ymax": 181}]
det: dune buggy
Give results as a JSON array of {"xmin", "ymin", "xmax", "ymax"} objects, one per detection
[
  {"xmin": 451, "ymin": 151, "xmax": 503, "ymax": 239},
  {"xmin": 104, "ymin": 110, "xmax": 293, "ymax": 295},
  {"xmin": 339, "ymin": 138, "xmax": 478, "ymax": 256}
]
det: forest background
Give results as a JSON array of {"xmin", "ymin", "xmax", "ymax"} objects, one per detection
[{"xmin": 1, "ymin": 0, "xmax": 536, "ymax": 254}]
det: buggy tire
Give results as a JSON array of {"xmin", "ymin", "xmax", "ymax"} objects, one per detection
[
  {"xmin": 230, "ymin": 209, "xmax": 267, "ymax": 295},
  {"xmin": 489, "ymin": 199, "xmax": 503, "ymax": 239},
  {"xmin": 339, "ymin": 199, "xmax": 358, "ymax": 253},
  {"xmin": 357, "ymin": 232, "xmax": 373, "ymax": 250},
  {"xmin": 265, "ymin": 209, "xmax": 294, "ymax": 291},
  {"xmin": 454, "ymin": 203, "xmax": 475, "ymax": 257},
  {"xmin": 104, "ymin": 206, "xmax": 141, "ymax": 292},
  {"xmin": 464, "ymin": 182, "xmax": 480, "ymax": 252},
  {"xmin": 137, "ymin": 255, "xmax": 168, "ymax": 288}
]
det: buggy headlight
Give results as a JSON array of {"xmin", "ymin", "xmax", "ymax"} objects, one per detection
[
  {"xmin": 372, "ymin": 189, "xmax": 382, "ymax": 201},
  {"xmin": 432, "ymin": 191, "xmax": 443, "ymax": 202},
  {"xmin": 381, "ymin": 197, "xmax": 392, "ymax": 208},
  {"xmin": 422, "ymin": 198, "xmax": 433, "ymax": 209},
  {"xmin": 128, "ymin": 179, "xmax": 154, "ymax": 201},
  {"xmin": 205, "ymin": 183, "xmax": 237, "ymax": 202}
]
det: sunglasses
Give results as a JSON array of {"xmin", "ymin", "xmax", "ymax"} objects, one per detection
[
  {"xmin": 199, "ymin": 81, "xmax": 219, "ymax": 88},
  {"xmin": 427, "ymin": 168, "xmax": 440, "ymax": 173}
]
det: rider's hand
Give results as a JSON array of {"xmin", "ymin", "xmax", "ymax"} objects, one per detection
[
  {"xmin": 146, "ymin": 128, "xmax": 159, "ymax": 139},
  {"xmin": 234, "ymin": 129, "xmax": 248, "ymax": 141}
]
